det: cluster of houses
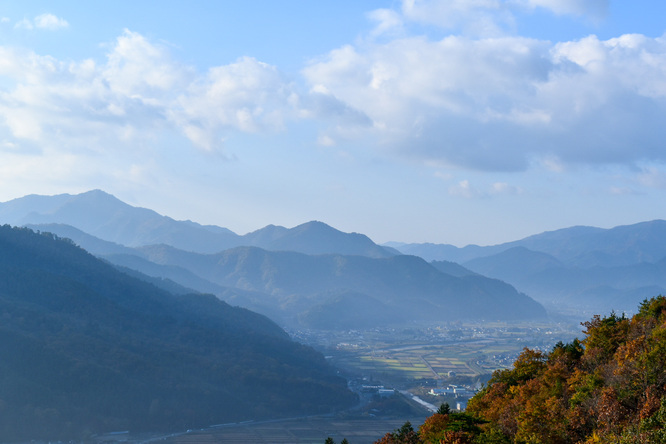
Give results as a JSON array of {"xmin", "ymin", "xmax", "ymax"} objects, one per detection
[
  {"xmin": 429, "ymin": 384, "xmax": 475, "ymax": 411},
  {"xmin": 361, "ymin": 385, "xmax": 396, "ymax": 397}
]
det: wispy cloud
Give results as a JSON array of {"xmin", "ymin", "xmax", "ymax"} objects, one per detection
[
  {"xmin": 14, "ymin": 13, "xmax": 69, "ymax": 30},
  {"xmin": 448, "ymin": 179, "xmax": 522, "ymax": 198},
  {"xmin": 449, "ymin": 179, "xmax": 479, "ymax": 198},
  {"xmin": 399, "ymin": 0, "xmax": 609, "ymax": 35},
  {"xmin": 34, "ymin": 13, "xmax": 69, "ymax": 30},
  {"xmin": 368, "ymin": 8, "xmax": 404, "ymax": 37},
  {"xmin": 638, "ymin": 167, "xmax": 666, "ymax": 189}
]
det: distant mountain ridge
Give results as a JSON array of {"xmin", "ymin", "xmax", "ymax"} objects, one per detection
[
  {"xmin": 390, "ymin": 221, "xmax": 666, "ymax": 315},
  {"xmin": 3, "ymin": 190, "xmax": 548, "ymax": 328},
  {"xmin": 389, "ymin": 220, "xmax": 666, "ymax": 266},
  {"xmin": 1, "ymin": 190, "xmax": 394, "ymax": 257},
  {"xmin": 128, "ymin": 244, "xmax": 546, "ymax": 325},
  {"xmin": 125, "ymin": 237, "xmax": 546, "ymax": 324}
]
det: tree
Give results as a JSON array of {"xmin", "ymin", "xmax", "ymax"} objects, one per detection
[
  {"xmin": 437, "ymin": 403, "xmax": 451, "ymax": 415},
  {"xmin": 374, "ymin": 421, "xmax": 420, "ymax": 444}
]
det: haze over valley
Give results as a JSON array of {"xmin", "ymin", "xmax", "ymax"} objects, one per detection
[
  {"xmin": 2, "ymin": 1, "xmax": 666, "ymax": 442},
  {"xmin": 3, "ymin": 189, "xmax": 666, "ymax": 441}
]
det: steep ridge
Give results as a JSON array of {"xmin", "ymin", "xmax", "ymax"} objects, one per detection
[{"xmin": 0, "ymin": 225, "xmax": 356, "ymax": 441}]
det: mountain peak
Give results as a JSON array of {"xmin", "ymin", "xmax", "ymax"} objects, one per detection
[
  {"xmin": 243, "ymin": 220, "xmax": 394, "ymax": 258},
  {"xmin": 0, "ymin": 191, "xmax": 396, "ymax": 258}
]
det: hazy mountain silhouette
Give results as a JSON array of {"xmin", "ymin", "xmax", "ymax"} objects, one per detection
[
  {"xmin": 460, "ymin": 243, "xmax": 666, "ymax": 315},
  {"xmin": 0, "ymin": 225, "xmax": 356, "ymax": 441},
  {"xmin": 390, "ymin": 220, "xmax": 666, "ymax": 267},
  {"xmin": 389, "ymin": 221, "xmax": 666, "ymax": 315},
  {"xmin": 2, "ymin": 190, "xmax": 395, "ymax": 257},
  {"xmin": 244, "ymin": 220, "xmax": 394, "ymax": 257},
  {"xmin": 430, "ymin": 260, "xmax": 480, "ymax": 278},
  {"xmin": 0, "ymin": 190, "xmax": 239, "ymax": 252},
  {"xmin": 2, "ymin": 191, "xmax": 548, "ymax": 327},
  {"xmin": 464, "ymin": 247, "xmax": 565, "ymax": 283},
  {"xmin": 133, "ymin": 244, "xmax": 546, "ymax": 326}
]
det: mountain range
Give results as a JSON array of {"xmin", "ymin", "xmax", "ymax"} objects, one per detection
[
  {"xmin": 0, "ymin": 190, "xmax": 547, "ymax": 328},
  {"xmin": 390, "ymin": 220, "xmax": 666, "ymax": 315},
  {"xmin": 0, "ymin": 225, "xmax": 356, "ymax": 441},
  {"xmin": 0, "ymin": 189, "xmax": 395, "ymax": 257}
]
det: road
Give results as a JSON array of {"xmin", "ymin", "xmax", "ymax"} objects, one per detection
[{"xmin": 399, "ymin": 390, "xmax": 438, "ymax": 413}]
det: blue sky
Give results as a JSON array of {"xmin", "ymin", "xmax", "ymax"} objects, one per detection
[{"xmin": 0, "ymin": 0, "xmax": 665, "ymax": 246}]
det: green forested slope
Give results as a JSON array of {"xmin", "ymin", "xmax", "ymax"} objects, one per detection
[{"xmin": 0, "ymin": 226, "xmax": 356, "ymax": 441}]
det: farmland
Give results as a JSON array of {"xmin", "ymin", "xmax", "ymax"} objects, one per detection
[
  {"xmin": 300, "ymin": 321, "xmax": 582, "ymax": 388},
  {"xmin": 331, "ymin": 339, "xmax": 517, "ymax": 385}
]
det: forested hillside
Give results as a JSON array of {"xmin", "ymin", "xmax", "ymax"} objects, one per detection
[
  {"xmin": 1, "ymin": 192, "xmax": 549, "ymax": 329},
  {"xmin": 0, "ymin": 225, "xmax": 356, "ymax": 442},
  {"xmin": 133, "ymin": 244, "xmax": 546, "ymax": 326},
  {"xmin": 374, "ymin": 296, "xmax": 666, "ymax": 443}
]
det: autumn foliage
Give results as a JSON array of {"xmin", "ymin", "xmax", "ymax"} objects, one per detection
[
  {"xmin": 466, "ymin": 296, "xmax": 666, "ymax": 443},
  {"xmin": 375, "ymin": 296, "xmax": 666, "ymax": 444}
]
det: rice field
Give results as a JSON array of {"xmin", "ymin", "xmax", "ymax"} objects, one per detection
[{"xmin": 330, "ymin": 339, "xmax": 526, "ymax": 382}]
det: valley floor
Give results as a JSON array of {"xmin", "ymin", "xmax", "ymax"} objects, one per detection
[{"xmin": 159, "ymin": 416, "xmax": 428, "ymax": 444}]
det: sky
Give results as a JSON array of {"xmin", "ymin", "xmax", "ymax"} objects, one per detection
[{"xmin": 0, "ymin": 0, "xmax": 665, "ymax": 246}]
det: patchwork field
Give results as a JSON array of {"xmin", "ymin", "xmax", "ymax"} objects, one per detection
[{"xmin": 330, "ymin": 338, "xmax": 531, "ymax": 384}]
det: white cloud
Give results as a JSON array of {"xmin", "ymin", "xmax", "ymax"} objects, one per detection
[
  {"xmin": 303, "ymin": 31, "xmax": 666, "ymax": 172},
  {"xmin": 14, "ymin": 13, "xmax": 69, "ymax": 31},
  {"xmin": 638, "ymin": 166, "xmax": 666, "ymax": 189},
  {"xmin": 317, "ymin": 135, "xmax": 336, "ymax": 146},
  {"xmin": 1, "ymin": 16, "xmax": 665, "ymax": 191},
  {"xmin": 368, "ymin": 8, "xmax": 404, "ymax": 37},
  {"xmin": 0, "ymin": 30, "xmax": 301, "ymax": 156},
  {"xmin": 169, "ymin": 56, "xmax": 299, "ymax": 150},
  {"xmin": 449, "ymin": 179, "xmax": 478, "ymax": 198},
  {"xmin": 400, "ymin": 0, "xmax": 514, "ymax": 36},
  {"xmin": 448, "ymin": 179, "xmax": 522, "ymax": 198},
  {"xmin": 14, "ymin": 19, "xmax": 33, "ymax": 30},
  {"xmin": 34, "ymin": 13, "xmax": 69, "ymax": 30},
  {"xmin": 103, "ymin": 30, "xmax": 188, "ymax": 98},
  {"xmin": 490, "ymin": 182, "xmax": 523, "ymax": 195},
  {"xmin": 397, "ymin": 0, "xmax": 609, "ymax": 34}
]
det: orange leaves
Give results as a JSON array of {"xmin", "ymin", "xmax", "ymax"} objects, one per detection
[
  {"xmin": 418, "ymin": 413, "xmax": 450, "ymax": 442},
  {"xmin": 596, "ymin": 387, "xmax": 628, "ymax": 435},
  {"xmin": 466, "ymin": 296, "xmax": 666, "ymax": 443}
]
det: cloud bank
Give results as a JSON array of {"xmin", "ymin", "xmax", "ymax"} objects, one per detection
[
  {"xmin": 304, "ymin": 31, "xmax": 666, "ymax": 172},
  {"xmin": 0, "ymin": 30, "xmax": 301, "ymax": 158},
  {"xmin": 0, "ymin": 1, "xmax": 664, "ymax": 181}
]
